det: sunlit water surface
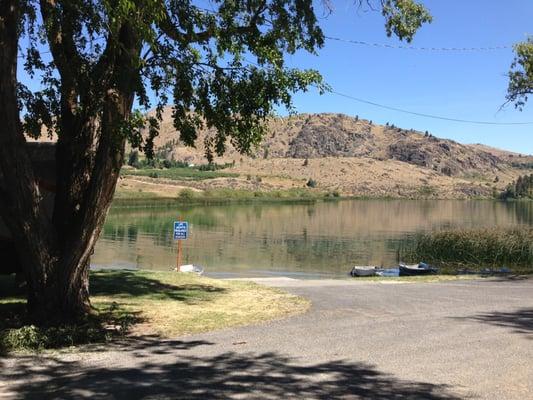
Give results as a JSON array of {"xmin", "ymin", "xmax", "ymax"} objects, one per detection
[{"xmin": 92, "ymin": 200, "xmax": 533, "ymax": 278}]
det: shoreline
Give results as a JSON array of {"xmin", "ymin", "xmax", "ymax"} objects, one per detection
[{"xmin": 111, "ymin": 192, "xmax": 531, "ymax": 209}]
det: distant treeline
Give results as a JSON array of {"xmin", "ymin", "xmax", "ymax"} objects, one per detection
[
  {"xmin": 500, "ymin": 174, "xmax": 533, "ymax": 200},
  {"xmin": 126, "ymin": 150, "xmax": 234, "ymax": 171},
  {"xmin": 510, "ymin": 161, "xmax": 533, "ymax": 170}
]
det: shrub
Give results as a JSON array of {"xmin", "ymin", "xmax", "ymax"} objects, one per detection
[
  {"xmin": 148, "ymin": 172, "xmax": 158, "ymax": 179},
  {"xmin": 418, "ymin": 185, "xmax": 436, "ymax": 197},
  {"xmin": 128, "ymin": 150, "xmax": 140, "ymax": 168},
  {"xmin": 325, "ymin": 190, "xmax": 340, "ymax": 198},
  {"xmin": 500, "ymin": 174, "xmax": 533, "ymax": 199},
  {"xmin": 197, "ymin": 162, "xmax": 234, "ymax": 171},
  {"xmin": 441, "ymin": 166, "xmax": 453, "ymax": 177},
  {"xmin": 0, "ymin": 303, "xmax": 136, "ymax": 353},
  {"xmin": 178, "ymin": 188, "xmax": 196, "ymax": 200},
  {"xmin": 306, "ymin": 178, "xmax": 317, "ymax": 188}
]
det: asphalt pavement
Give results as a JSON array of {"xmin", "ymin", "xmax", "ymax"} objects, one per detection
[{"xmin": 1, "ymin": 277, "xmax": 532, "ymax": 399}]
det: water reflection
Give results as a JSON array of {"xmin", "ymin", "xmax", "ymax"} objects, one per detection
[{"xmin": 92, "ymin": 200, "xmax": 533, "ymax": 278}]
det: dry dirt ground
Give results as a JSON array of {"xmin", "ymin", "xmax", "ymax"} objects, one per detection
[
  {"xmin": 116, "ymin": 155, "xmax": 521, "ymax": 199},
  {"xmin": 120, "ymin": 111, "xmax": 532, "ymax": 199},
  {"xmin": 32, "ymin": 111, "xmax": 533, "ymax": 199}
]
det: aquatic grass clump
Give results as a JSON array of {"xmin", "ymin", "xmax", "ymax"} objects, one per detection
[{"xmin": 405, "ymin": 227, "xmax": 533, "ymax": 272}]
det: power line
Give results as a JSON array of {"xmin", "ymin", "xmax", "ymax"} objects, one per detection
[
  {"xmin": 242, "ymin": 57, "xmax": 532, "ymax": 126},
  {"xmin": 327, "ymin": 89, "xmax": 533, "ymax": 125},
  {"xmin": 191, "ymin": 5, "xmax": 515, "ymax": 53},
  {"xmin": 17, "ymin": 33, "xmax": 530, "ymax": 126},
  {"xmin": 325, "ymin": 35, "xmax": 513, "ymax": 52}
]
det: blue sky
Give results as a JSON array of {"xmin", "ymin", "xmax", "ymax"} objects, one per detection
[
  {"xmin": 281, "ymin": 0, "xmax": 533, "ymax": 154},
  {"xmin": 17, "ymin": 1, "xmax": 532, "ymax": 154}
]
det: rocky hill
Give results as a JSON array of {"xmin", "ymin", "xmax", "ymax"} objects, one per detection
[
  {"xmin": 124, "ymin": 109, "xmax": 533, "ymax": 198},
  {"xmin": 150, "ymin": 110, "xmax": 531, "ymax": 173}
]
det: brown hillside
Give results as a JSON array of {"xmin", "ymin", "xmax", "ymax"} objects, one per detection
[
  {"xmin": 150, "ymin": 110, "xmax": 518, "ymax": 178},
  {"xmin": 32, "ymin": 109, "xmax": 530, "ymax": 199}
]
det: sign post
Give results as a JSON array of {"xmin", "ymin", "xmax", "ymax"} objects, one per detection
[{"xmin": 173, "ymin": 220, "xmax": 189, "ymax": 271}]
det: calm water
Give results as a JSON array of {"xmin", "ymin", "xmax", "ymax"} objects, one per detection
[{"xmin": 92, "ymin": 200, "xmax": 533, "ymax": 278}]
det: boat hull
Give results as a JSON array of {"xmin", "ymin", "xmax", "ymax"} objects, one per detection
[
  {"xmin": 350, "ymin": 266, "xmax": 380, "ymax": 277},
  {"xmin": 178, "ymin": 264, "xmax": 204, "ymax": 275},
  {"xmin": 399, "ymin": 265, "xmax": 438, "ymax": 276}
]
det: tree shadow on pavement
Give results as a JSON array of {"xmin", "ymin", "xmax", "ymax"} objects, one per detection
[
  {"xmin": 465, "ymin": 307, "xmax": 533, "ymax": 338},
  {"xmin": 2, "ymin": 341, "xmax": 465, "ymax": 399}
]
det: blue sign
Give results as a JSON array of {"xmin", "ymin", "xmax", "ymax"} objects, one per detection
[{"xmin": 173, "ymin": 221, "xmax": 189, "ymax": 240}]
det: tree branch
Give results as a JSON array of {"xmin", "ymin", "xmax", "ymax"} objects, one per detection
[
  {"xmin": 158, "ymin": 1, "xmax": 267, "ymax": 45},
  {"xmin": 39, "ymin": 0, "xmax": 82, "ymax": 89}
]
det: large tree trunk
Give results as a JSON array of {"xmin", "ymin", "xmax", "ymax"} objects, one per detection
[
  {"xmin": 1, "ymin": 2, "xmax": 139, "ymax": 324},
  {"xmin": 0, "ymin": 0, "xmax": 61, "ymax": 323}
]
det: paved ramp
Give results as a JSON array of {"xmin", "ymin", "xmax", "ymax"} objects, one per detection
[{"xmin": 2, "ymin": 278, "xmax": 532, "ymax": 399}]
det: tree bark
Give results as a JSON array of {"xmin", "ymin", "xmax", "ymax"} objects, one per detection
[
  {"xmin": 0, "ymin": 0, "xmax": 64, "ymax": 323},
  {"xmin": 1, "ymin": 3, "xmax": 140, "ymax": 324}
]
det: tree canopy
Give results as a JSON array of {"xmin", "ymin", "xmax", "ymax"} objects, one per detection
[
  {"xmin": 0, "ymin": 0, "xmax": 432, "ymax": 322},
  {"xmin": 20, "ymin": 0, "xmax": 432, "ymax": 159},
  {"xmin": 507, "ymin": 37, "xmax": 533, "ymax": 110}
]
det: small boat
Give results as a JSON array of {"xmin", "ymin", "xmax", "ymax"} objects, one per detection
[
  {"xmin": 350, "ymin": 266, "xmax": 381, "ymax": 277},
  {"xmin": 176, "ymin": 264, "xmax": 204, "ymax": 275},
  {"xmin": 398, "ymin": 262, "xmax": 438, "ymax": 276}
]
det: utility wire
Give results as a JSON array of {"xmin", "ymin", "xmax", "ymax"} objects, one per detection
[
  {"xmin": 16, "ymin": 28, "xmax": 530, "ymax": 125},
  {"xmin": 325, "ymin": 35, "xmax": 513, "ymax": 52},
  {"xmin": 242, "ymin": 58, "xmax": 533, "ymax": 126},
  {"xmin": 327, "ymin": 89, "xmax": 533, "ymax": 125}
]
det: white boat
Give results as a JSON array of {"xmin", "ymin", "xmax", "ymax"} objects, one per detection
[
  {"xmin": 350, "ymin": 266, "xmax": 380, "ymax": 277},
  {"xmin": 176, "ymin": 264, "xmax": 204, "ymax": 275}
]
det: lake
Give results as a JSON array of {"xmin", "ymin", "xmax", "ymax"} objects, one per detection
[{"xmin": 92, "ymin": 199, "xmax": 533, "ymax": 278}]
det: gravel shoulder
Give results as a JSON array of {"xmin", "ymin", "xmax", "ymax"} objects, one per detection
[{"xmin": 1, "ymin": 277, "xmax": 532, "ymax": 399}]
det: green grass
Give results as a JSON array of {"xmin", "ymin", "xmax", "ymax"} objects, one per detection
[
  {"xmin": 0, "ymin": 270, "xmax": 309, "ymax": 354},
  {"xmin": 121, "ymin": 167, "xmax": 238, "ymax": 181},
  {"xmin": 198, "ymin": 187, "xmax": 326, "ymax": 202},
  {"xmin": 416, "ymin": 185, "xmax": 437, "ymax": 197},
  {"xmin": 403, "ymin": 227, "xmax": 533, "ymax": 273},
  {"xmin": 112, "ymin": 187, "xmax": 338, "ymax": 207},
  {"xmin": 113, "ymin": 188, "xmax": 164, "ymax": 200}
]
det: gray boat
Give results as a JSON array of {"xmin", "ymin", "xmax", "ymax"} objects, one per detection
[{"xmin": 350, "ymin": 266, "xmax": 382, "ymax": 277}]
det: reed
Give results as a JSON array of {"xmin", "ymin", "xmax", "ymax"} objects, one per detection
[{"xmin": 404, "ymin": 227, "xmax": 533, "ymax": 272}]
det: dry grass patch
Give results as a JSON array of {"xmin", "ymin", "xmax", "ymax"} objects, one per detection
[
  {"xmin": 91, "ymin": 270, "xmax": 309, "ymax": 337},
  {"xmin": 0, "ymin": 271, "xmax": 308, "ymax": 353}
]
